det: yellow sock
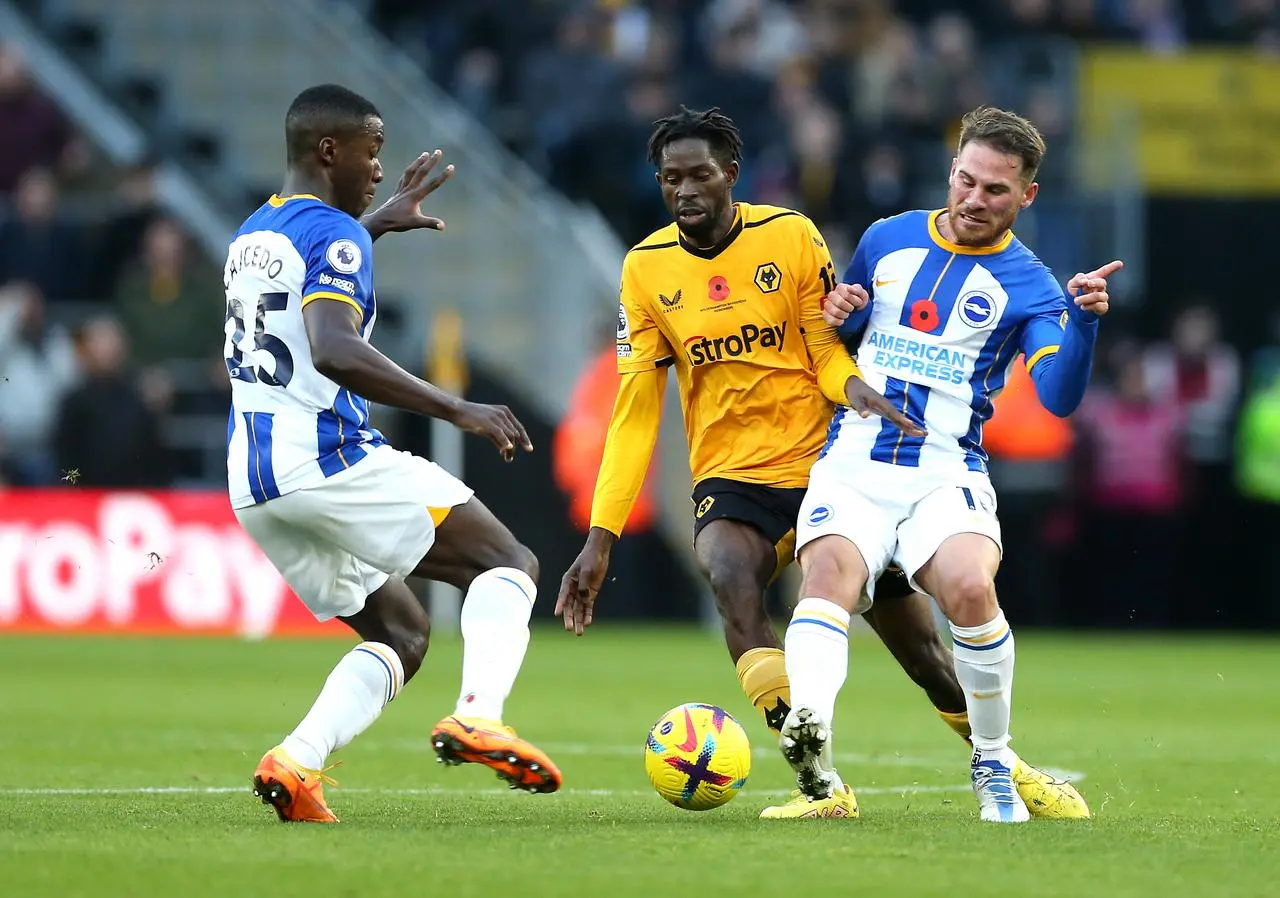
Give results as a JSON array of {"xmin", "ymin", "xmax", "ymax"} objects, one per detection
[
  {"xmin": 937, "ymin": 708, "xmax": 973, "ymax": 744},
  {"xmin": 736, "ymin": 647, "xmax": 791, "ymax": 734}
]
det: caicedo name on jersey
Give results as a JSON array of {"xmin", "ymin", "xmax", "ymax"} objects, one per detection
[{"xmin": 226, "ymin": 241, "xmax": 284, "ymax": 285}]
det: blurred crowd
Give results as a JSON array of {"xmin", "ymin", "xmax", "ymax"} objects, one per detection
[
  {"xmin": 0, "ymin": 43, "xmax": 226, "ymax": 489},
  {"xmin": 369, "ymin": 0, "xmax": 1280, "ymax": 256}
]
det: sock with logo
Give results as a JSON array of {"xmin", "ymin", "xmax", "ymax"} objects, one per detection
[
  {"xmin": 949, "ymin": 610, "xmax": 1016, "ymax": 764},
  {"xmin": 453, "ymin": 567, "xmax": 537, "ymax": 722},
  {"xmin": 736, "ymin": 647, "xmax": 791, "ymax": 734},
  {"xmin": 281, "ymin": 641, "xmax": 405, "ymax": 770}
]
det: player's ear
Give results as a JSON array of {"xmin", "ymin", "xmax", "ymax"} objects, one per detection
[
  {"xmin": 1020, "ymin": 181, "xmax": 1039, "ymax": 210},
  {"xmin": 724, "ymin": 160, "xmax": 739, "ymax": 189},
  {"xmin": 318, "ymin": 136, "xmax": 338, "ymax": 167}
]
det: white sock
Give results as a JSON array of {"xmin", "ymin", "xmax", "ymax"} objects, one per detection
[
  {"xmin": 454, "ymin": 566, "xmax": 536, "ymax": 721},
  {"xmin": 950, "ymin": 610, "xmax": 1016, "ymax": 763},
  {"xmin": 784, "ymin": 597, "xmax": 851, "ymax": 728},
  {"xmin": 280, "ymin": 641, "xmax": 405, "ymax": 770}
]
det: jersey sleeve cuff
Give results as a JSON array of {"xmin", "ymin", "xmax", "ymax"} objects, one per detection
[
  {"xmin": 616, "ymin": 356, "xmax": 674, "ymax": 374},
  {"xmin": 302, "ymin": 291, "xmax": 363, "ymax": 316},
  {"xmin": 1025, "ymin": 344, "xmax": 1059, "ymax": 373}
]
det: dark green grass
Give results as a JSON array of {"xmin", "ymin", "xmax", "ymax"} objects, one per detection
[{"xmin": 1, "ymin": 628, "xmax": 1276, "ymax": 896}]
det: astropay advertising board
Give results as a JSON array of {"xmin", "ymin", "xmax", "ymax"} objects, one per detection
[{"xmin": 0, "ymin": 490, "xmax": 336, "ymax": 636}]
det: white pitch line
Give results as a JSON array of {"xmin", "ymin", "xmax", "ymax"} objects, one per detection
[{"xmin": 0, "ymin": 784, "xmax": 976, "ymax": 798}]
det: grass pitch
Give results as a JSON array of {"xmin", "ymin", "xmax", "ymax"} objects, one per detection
[{"xmin": 1, "ymin": 627, "xmax": 1276, "ymax": 896}]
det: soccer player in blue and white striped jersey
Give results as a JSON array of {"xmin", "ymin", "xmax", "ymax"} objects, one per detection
[
  {"xmin": 224, "ymin": 85, "xmax": 562, "ymax": 822},
  {"xmin": 781, "ymin": 107, "xmax": 1116, "ymax": 823}
]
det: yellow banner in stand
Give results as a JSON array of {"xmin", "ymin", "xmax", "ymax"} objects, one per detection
[{"xmin": 1079, "ymin": 49, "xmax": 1280, "ymax": 196}]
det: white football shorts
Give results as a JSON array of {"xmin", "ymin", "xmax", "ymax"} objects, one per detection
[
  {"xmin": 795, "ymin": 457, "xmax": 1002, "ymax": 609},
  {"xmin": 234, "ymin": 444, "xmax": 474, "ymax": 620}
]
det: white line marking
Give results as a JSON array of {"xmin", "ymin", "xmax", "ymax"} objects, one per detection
[{"xmin": 0, "ymin": 784, "xmax": 973, "ymax": 798}]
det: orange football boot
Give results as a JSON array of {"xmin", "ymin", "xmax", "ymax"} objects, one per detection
[
  {"xmin": 251, "ymin": 746, "xmax": 340, "ymax": 823},
  {"xmin": 430, "ymin": 716, "xmax": 563, "ymax": 793}
]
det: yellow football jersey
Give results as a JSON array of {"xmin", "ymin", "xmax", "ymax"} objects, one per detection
[{"xmin": 616, "ymin": 203, "xmax": 849, "ymax": 489}]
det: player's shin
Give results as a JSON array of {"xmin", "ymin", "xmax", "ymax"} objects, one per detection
[
  {"xmin": 281, "ymin": 642, "xmax": 406, "ymax": 770},
  {"xmin": 735, "ymin": 647, "xmax": 791, "ymax": 734},
  {"xmin": 949, "ymin": 610, "xmax": 1015, "ymax": 762},
  {"xmin": 782, "ymin": 598, "xmax": 850, "ymax": 794},
  {"xmin": 784, "ymin": 598, "xmax": 850, "ymax": 727},
  {"xmin": 454, "ymin": 567, "xmax": 537, "ymax": 722}
]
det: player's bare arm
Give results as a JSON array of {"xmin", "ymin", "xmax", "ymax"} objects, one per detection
[
  {"xmin": 361, "ymin": 149, "xmax": 455, "ymax": 240},
  {"xmin": 303, "ymin": 299, "xmax": 531, "ymax": 460}
]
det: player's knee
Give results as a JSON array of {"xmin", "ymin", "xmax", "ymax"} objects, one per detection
[
  {"xmin": 937, "ymin": 569, "xmax": 998, "ymax": 624},
  {"xmin": 706, "ymin": 562, "xmax": 763, "ymax": 618},
  {"xmin": 798, "ymin": 538, "xmax": 865, "ymax": 610},
  {"xmin": 389, "ymin": 624, "xmax": 429, "ymax": 681},
  {"xmin": 459, "ymin": 540, "xmax": 538, "ymax": 592},
  {"xmin": 509, "ymin": 542, "xmax": 539, "ymax": 583}
]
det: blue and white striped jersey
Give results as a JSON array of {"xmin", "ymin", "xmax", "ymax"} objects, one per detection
[
  {"xmin": 823, "ymin": 209, "xmax": 1097, "ymax": 475},
  {"xmin": 223, "ymin": 194, "xmax": 385, "ymax": 508}
]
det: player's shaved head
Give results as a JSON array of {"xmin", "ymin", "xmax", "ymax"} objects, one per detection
[{"xmin": 285, "ymin": 84, "xmax": 381, "ymax": 165}]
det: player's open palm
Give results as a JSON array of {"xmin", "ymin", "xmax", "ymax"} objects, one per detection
[
  {"xmin": 845, "ymin": 377, "xmax": 927, "ymax": 437},
  {"xmin": 555, "ymin": 543, "xmax": 609, "ymax": 636},
  {"xmin": 369, "ymin": 149, "xmax": 456, "ymax": 233},
  {"xmin": 450, "ymin": 400, "xmax": 532, "ymax": 461},
  {"xmin": 1067, "ymin": 259, "xmax": 1123, "ymax": 317}
]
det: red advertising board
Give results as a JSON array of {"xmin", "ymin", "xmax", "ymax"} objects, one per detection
[{"xmin": 0, "ymin": 489, "xmax": 339, "ymax": 637}]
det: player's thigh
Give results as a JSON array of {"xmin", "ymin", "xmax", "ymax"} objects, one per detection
[
  {"xmin": 301, "ymin": 446, "xmax": 476, "ymax": 579},
  {"xmin": 795, "ymin": 466, "xmax": 898, "ymax": 611},
  {"xmin": 235, "ymin": 500, "xmax": 375, "ymax": 622},
  {"xmin": 692, "ymin": 479, "xmax": 797, "ymax": 598},
  {"xmin": 411, "ymin": 494, "xmax": 537, "ymax": 589},
  {"xmin": 897, "ymin": 475, "xmax": 1002, "ymax": 597}
]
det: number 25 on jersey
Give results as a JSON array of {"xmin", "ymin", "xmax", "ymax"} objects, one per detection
[{"xmin": 224, "ymin": 291, "xmax": 294, "ymax": 388}]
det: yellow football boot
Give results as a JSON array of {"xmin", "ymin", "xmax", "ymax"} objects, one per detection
[
  {"xmin": 760, "ymin": 785, "xmax": 858, "ymax": 819},
  {"xmin": 1012, "ymin": 757, "xmax": 1091, "ymax": 819},
  {"xmin": 251, "ymin": 746, "xmax": 340, "ymax": 823}
]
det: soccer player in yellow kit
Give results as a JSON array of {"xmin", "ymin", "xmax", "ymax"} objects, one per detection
[{"xmin": 556, "ymin": 107, "xmax": 1088, "ymax": 820}]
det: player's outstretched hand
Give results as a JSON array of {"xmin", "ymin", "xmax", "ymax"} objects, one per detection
[
  {"xmin": 845, "ymin": 376, "xmax": 927, "ymax": 437},
  {"xmin": 449, "ymin": 400, "xmax": 532, "ymax": 461},
  {"xmin": 365, "ymin": 149, "xmax": 456, "ymax": 235},
  {"xmin": 821, "ymin": 283, "xmax": 869, "ymax": 327},
  {"xmin": 1067, "ymin": 260, "xmax": 1123, "ymax": 317},
  {"xmin": 555, "ymin": 530, "xmax": 613, "ymax": 636}
]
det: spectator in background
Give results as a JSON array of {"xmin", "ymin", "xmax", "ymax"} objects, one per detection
[
  {"xmin": 1143, "ymin": 304, "xmax": 1241, "ymax": 623},
  {"xmin": 113, "ymin": 216, "xmax": 224, "ymax": 368},
  {"xmin": 0, "ymin": 282, "xmax": 78, "ymax": 484},
  {"xmin": 518, "ymin": 6, "xmax": 622, "ymax": 173},
  {"xmin": 54, "ymin": 315, "xmax": 171, "ymax": 488},
  {"xmin": 92, "ymin": 158, "xmax": 163, "ymax": 290},
  {"xmin": 0, "ymin": 43, "xmax": 75, "ymax": 197},
  {"xmin": 1073, "ymin": 347, "xmax": 1187, "ymax": 628},
  {"xmin": 0, "ymin": 167, "xmax": 88, "ymax": 304},
  {"xmin": 1235, "ymin": 329, "xmax": 1280, "ymax": 628}
]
